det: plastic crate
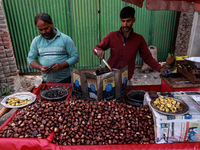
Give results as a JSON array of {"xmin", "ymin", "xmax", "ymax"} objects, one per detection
[{"xmin": 33, "ymin": 82, "xmax": 72, "ymax": 98}]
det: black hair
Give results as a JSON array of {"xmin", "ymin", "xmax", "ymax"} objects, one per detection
[
  {"xmin": 34, "ymin": 13, "xmax": 52, "ymax": 25},
  {"xmin": 120, "ymin": 6, "xmax": 135, "ymax": 19}
]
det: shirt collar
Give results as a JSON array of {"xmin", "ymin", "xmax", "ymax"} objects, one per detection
[
  {"xmin": 43, "ymin": 28, "xmax": 61, "ymax": 43},
  {"xmin": 53, "ymin": 28, "xmax": 61, "ymax": 38},
  {"xmin": 119, "ymin": 27, "xmax": 134, "ymax": 37}
]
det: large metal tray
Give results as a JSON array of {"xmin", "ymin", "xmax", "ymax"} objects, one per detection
[
  {"xmin": 40, "ymin": 88, "xmax": 68, "ymax": 101},
  {"xmin": 150, "ymin": 97, "xmax": 189, "ymax": 116},
  {"xmin": 184, "ymin": 57, "xmax": 200, "ymax": 68},
  {"xmin": 1, "ymin": 92, "xmax": 36, "ymax": 108}
]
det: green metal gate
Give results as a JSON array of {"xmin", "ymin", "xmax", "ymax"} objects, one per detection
[{"xmin": 2, "ymin": 0, "xmax": 177, "ymax": 73}]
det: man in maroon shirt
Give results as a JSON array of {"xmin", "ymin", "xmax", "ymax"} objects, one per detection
[{"xmin": 93, "ymin": 6, "xmax": 169, "ymax": 80}]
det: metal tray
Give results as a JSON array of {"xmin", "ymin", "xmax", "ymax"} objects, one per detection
[
  {"xmin": 150, "ymin": 98, "xmax": 189, "ymax": 116},
  {"xmin": 184, "ymin": 57, "xmax": 200, "ymax": 68},
  {"xmin": 1, "ymin": 92, "xmax": 36, "ymax": 108},
  {"xmin": 40, "ymin": 88, "xmax": 68, "ymax": 101}
]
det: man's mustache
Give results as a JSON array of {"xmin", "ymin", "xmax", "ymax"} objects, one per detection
[
  {"xmin": 122, "ymin": 26, "xmax": 130, "ymax": 29},
  {"xmin": 42, "ymin": 33, "xmax": 49, "ymax": 36}
]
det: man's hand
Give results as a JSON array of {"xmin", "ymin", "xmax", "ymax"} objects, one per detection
[
  {"xmin": 96, "ymin": 49, "xmax": 105, "ymax": 60},
  {"xmin": 41, "ymin": 66, "xmax": 51, "ymax": 74},
  {"xmin": 159, "ymin": 67, "xmax": 171, "ymax": 75},
  {"xmin": 30, "ymin": 61, "xmax": 51, "ymax": 73},
  {"xmin": 50, "ymin": 63, "xmax": 61, "ymax": 71}
]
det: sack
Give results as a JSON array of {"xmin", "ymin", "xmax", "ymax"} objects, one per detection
[{"xmin": 141, "ymin": 45, "xmax": 157, "ymax": 73}]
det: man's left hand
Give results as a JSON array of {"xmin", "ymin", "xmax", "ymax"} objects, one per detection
[{"xmin": 50, "ymin": 63, "xmax": 61, "ymax": 71}]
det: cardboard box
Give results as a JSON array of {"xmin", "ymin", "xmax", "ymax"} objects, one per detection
[
  {"xmin": 71, "ymin": 69, "xmax": 84, "ymax": 98},
  {"xmin": 71, "ymin": 66, "xmax": 128, "ymax": 101}
]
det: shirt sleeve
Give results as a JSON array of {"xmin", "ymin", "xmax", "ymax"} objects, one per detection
[
  {"xmin": 27, "ymin": 37, "xmax": 39, "ymax": 65},
  {"xmin": 93, "ymin": 33, "xmax": 111, "ymax": 54},
  {"xmin": 65, "ymin": 36, "xmax": 79, "ymax": 66},
  {"xmin": 138, "ymin": 36, "xmax": 162, "ymax": 72}
]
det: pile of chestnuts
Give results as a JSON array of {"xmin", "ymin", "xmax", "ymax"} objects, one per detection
[
  {"xmin": 0, "ymin": 98, "xmax": 155, "ymax": 145},
  {"xmin": 0, "ymin": 98, "xmax": 57, "ymax": 139}
]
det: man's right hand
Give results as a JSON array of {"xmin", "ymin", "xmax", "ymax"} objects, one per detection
[
  {"xmin": 96, "ymin": 49, "xmax": 105, "ymax": 60},
  {"xmin": 41, "ymin": 66, "xmax": 50, "ymax": 74},
  {"xmin": 30, "ymin": 61, "xmax": 50, "ymax": 73},
  {"xmin": 159, "ymin": 67, "xmax": 171, "ymax": 75}
]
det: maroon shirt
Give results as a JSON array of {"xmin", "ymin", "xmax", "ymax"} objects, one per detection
[{"xmin": 94, "ymin": 28, "xmax": 162, "ymax": 80}]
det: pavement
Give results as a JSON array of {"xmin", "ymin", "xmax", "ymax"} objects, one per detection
[
  {"xmin": 129, "ymin": 68, "xmax": 161, "ymax": 85},
  {"xmin": 0, "ymin": 68, "xmax": 161, "ymax": 126},
  {"xmin": 0, "ymin": 75, "xmax": 42, "ymax": 126}
]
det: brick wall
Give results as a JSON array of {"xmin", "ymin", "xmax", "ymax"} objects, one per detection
[
  {"xmin": 0, "ymin": 2, "xmax": 21, "ymax": 92},
  {"xmin": 175, "ymin": 4, "xmax": 194, "ymax": 56}
]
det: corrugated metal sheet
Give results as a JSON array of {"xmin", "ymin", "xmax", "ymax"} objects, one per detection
[
  {"xmin": 71, "ymin": 0, "xmax": 99, "ymax": 69},
  {"xmin": 153, "ymin": 10, "xmax": 177, "ymax": 62},
  {"xmin": 2, "ymin": 0, "xmax": 177, "ymax": 73}
]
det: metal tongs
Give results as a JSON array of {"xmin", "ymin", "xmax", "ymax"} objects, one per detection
[{"xmin": 94, "ymin": 49, "xmax": 113, "ymax": 71}]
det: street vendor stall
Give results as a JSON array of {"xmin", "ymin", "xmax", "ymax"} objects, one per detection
[
  {"xmin": 1, "ymin": 0, "xmax": 200, "ymax": 149},
  {"xmin": 0, "ymin": 77, "xmax": 200, "ymax": 149}
]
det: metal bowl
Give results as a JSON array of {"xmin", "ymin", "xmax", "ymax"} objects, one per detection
[
  {"xmin": 126, "ymin": 90, "xmax": 146, "ymax": 103},
  {"xmin": 1, "ymin": 92, "xmax": 36, "ymax": 108},
  {"xmin": 40, "ymin": 88, "xmax": 68, "ymax": 101},
  {"xmin": 150, "ymin": 97, "xmax": 189, "ymax": 116},
  {"xmin": 184, "ymin": 57, "xmax": 200, "ymax": 68}
]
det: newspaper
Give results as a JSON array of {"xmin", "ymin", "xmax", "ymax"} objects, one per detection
[
  {"xmin": 144, "ymin": 92, "xmax": 200, "ymax": 143},
  {"xmin": 185, "ymin": 91, "xmax": 200, "ymax": 106}
]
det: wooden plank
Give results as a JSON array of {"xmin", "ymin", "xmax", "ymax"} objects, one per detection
[
  {"xmin": 177, "ymin": 65, "xmax": 195, "ymax": 83},
  {"xmin": 161, "ymin": 75, "xmax": 200, "ymax": 88}
]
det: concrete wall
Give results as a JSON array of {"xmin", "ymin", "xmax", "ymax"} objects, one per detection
[
  {"xmin": 175, "ymin": 4, "xmax": 194, "ymax": 56},
  {"xmin": 187, "ymin": 11, "xmax": 200, "ymax": 57},
  {"xmin": 0, "ymin": 2, "xmax": 21, "ymax": 92}
]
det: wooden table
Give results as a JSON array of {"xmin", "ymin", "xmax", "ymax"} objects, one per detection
[{"xmin": 161, "ymin": 73, "xmax": 200, "ymax": 92}]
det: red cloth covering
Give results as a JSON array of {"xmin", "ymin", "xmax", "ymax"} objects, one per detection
[
  {"xmin": 194, "ymin": 1, "xmax": 200, "ymax": 11},
  {"xmin": 0, "ymin": 139, "xmax": 200, "ymax": 150},
  {"xmin": 122, "ymin": 0, "xmax": 144, "ymax": 7},
  {"xmin": 122, "ymin": 0, "xmax": 200, "ymax": 12},
  {"xmin": 146, "ymin": 0, "xmax": 191, "ymax": 11}
]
